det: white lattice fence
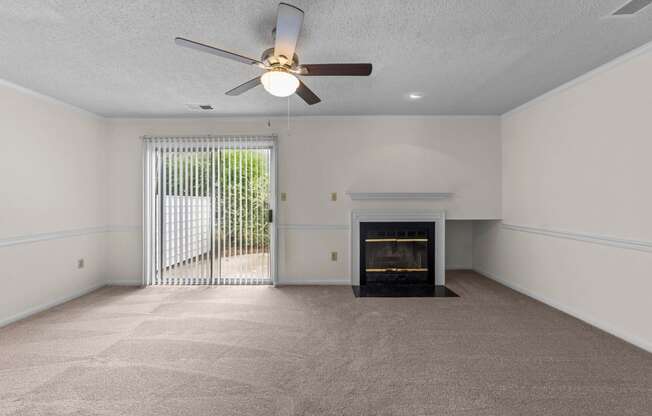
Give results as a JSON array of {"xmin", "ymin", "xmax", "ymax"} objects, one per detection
[{"xmin": 162, "ymin": 195, "xmax": 211, "ymax": 268}]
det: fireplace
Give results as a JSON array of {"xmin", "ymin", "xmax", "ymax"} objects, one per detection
[
  {"xmin": 350, "ymin": 210, "xmax": 458, "ymax": 298},
  {"xmin": 360, "ymin": 222, "xmax": 435, "ymax": 286}
]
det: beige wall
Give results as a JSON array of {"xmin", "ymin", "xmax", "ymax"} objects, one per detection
[
  {"xmin": 445, "ymin": 220, "xmax": 473, "ymax": 269},
  {"xmin": 106, "ymin": 116, "xmax": 501, "ymax": 284},
  {"xmin": 0, "ymin": 81, "xmax": 108, "ymax": 325},
  {"xmin": 473, "ymin": 44, "xmax": 652, "ymax": 352}
]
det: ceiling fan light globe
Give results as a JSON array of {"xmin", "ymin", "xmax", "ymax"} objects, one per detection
[{"xmin": 261, "ymin": 71, "xmax": 299, "ymax": 97}]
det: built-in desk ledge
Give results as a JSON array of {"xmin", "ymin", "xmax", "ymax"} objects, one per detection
[{"xmin": 346, "ymin": 192, "xmax": 454, "ymax": 200}]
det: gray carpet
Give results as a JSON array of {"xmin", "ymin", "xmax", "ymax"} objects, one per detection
[{"xmin": 1, "ymin": 271, "xmax": 651, "ymax": 415}]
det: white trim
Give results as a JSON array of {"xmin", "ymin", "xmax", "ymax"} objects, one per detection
[
  {"xmin": 0, "ymin": 283, "xmax": 106, "ymax": 328},
  {"xmin": 0, "ymin": 225, "xmax": 144, "ymax": 249},
  {"xmin": 278, "ymin": 224, "xmax": 349, "ymax": 231},
  {"xmin": 0, "ymin": 226, "xmax": 109, "ymax": 248},
  {"xmin": 474, "ymin": 267, "xmax": 652, "ymax": 354},
  {"xmin": 110, "ymin": 115, "xmax": 498, "ymax": 121},
  {"xmin": 107, "ymin": 280, "xmax": 143, "ymax": 286},
  {"xmin": 140, "ymin": 135, "xmax": 278, "ymax": 286},
  {"xmin": 108, "ymin": 222, "xmax": 500, "ymax": 233},
  {"xmin": 270, "ymin": 136, "xmax": 279, "ymax": 285},
  {"xmin": 276, "ymin": 278, "xmax": 350, "ymax": 286},
  {"xmin": 142, "ymin": 139, "xmax": 150, "ymax": 286},
  {"xmin": 142, "ymin": 135, "xmax": 277, "ymax": 145},
  {"xmin": 502, "ymin": 223, "xmax": 652, "ymax": 253},
  {"xmin": 446, "ymin": 265, "xmax": 471, "ymax": 270},
  {"xmin": 503, "ymin": 39, "xmax": 652, "ymax": 118},
  {"xmin": 350, "ymin": 209, "xmax": 446, "ymax": 286},
  {"xmin": 0, "ymin": 78, "xmax": 102, "ymax": 119},
  {"xmin": 346, "ymin": 192, "xmax": 453, "ymax": 200}
]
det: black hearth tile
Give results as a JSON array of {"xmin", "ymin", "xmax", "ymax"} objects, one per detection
[
  {"xmin": 434, "ymin": 286, "xmax": 459, "ymax": 297},
  {"xmin": 352, "ymin": 284, "xmax": 459, "ymax": 298}
]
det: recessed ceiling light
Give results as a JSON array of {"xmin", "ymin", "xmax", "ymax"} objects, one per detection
[{"xmin": 408, "ymin": 92, "xmax": 424, "ymax": 100}]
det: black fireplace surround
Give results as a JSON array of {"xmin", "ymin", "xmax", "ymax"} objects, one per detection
[{"xmin": 352, "ymin": 221, "xmax": 458, "ymax": 298}]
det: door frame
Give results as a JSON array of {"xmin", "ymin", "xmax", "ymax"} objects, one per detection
[
  {"xmin": 142, "ymin": 135, "xmax": 278, "ymax": 286},
  {"xmin": 269, "ymin": 135, "xmax": 278, "ymax": 285}
]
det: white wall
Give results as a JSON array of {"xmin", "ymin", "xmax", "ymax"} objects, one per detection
[
  {"xmin": 473, "ymin": 44, "xmax": 652, "ymax": 352},
  {"xmin": 0, "ymin": 81, "xmax": 108, "ymax": 326},
  {"xmin": 446, "ymin": 220, "xmax": 473, "ymax": 269},
  {"xmin": 106, "ymin": 116, "xmax": 501, "ymax": 284}
]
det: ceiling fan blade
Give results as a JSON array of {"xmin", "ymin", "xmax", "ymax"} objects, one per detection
[
  {"xmin": 175, "ymin": 37, "xmax": 262, "ymax": 66},
  {"xmin": 300, "ymin": 63, "xmax": 372, "ymax": 76},
  {"xmin": 295, "ymin": 80, "xmax": 321, "ymax": 105},
  {"xmin": 274, "ymin": 3, "xmax": 304, "ymax": 65},
  {"xmin": 225, "ymin": 77, "xmax": 262, "ymax": 96}
]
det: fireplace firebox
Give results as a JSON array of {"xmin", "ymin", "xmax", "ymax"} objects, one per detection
[
  {"xmin": 353, "ymin": 221, "xmax": 458, "ymax": 297},
  {"xmin": 360, "ymin": 221, "xmax": 434, "ymax": 286}
]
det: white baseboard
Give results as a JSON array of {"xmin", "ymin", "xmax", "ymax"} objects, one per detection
[
  {"xmin": 473, "ymin": 267, "xmax": 652, "ymax": 354},
  {"xmin": 277, "ymin": 278, "xmax": 350, "ymax": 286},
  {"xmin": 0, "ymin": 282, "xmax": 106, "ymax": 328},
  {"xmin": 107, "ymin": 279, "xmax": 143, "ymax": 286},
  {"xmin": 107, "ymin": 278, "xmax": 350, "ymax": 286},
  {"xmin": 446, "ymin": 265, "xmax": 472, "ymax": 270}
]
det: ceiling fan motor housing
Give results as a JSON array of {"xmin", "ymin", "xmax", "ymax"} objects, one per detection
[{"xmin": 261, "ymin": 47, "xmax": 299, "ymax": 69}]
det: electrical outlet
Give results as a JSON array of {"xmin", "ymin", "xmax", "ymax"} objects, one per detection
[
  {"xmin": 280, "ymin": 192, "xmax": 287, "ymax": 201},
  {"xmin": 330, "ymin": 252, "xmax": 338, "ymax": 261},
  {"xmin": 330, "ymin": 192, "xmax": 337, "ymax": 201},
  {"xmin": 77, "ymin": 258, "xmax": 84, "ymax": 269}
]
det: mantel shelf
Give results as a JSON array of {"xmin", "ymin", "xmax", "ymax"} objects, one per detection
[{"xmin": 346, "ymin": 192, "xmax": 454, "ymax": 201}]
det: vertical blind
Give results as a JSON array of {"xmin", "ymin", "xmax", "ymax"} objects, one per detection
[{"xmin": 143, "ymin": 135, "xmax": 275, "ymax": 286}]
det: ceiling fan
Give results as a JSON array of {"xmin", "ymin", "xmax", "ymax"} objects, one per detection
[{"xmin": 175, "ymin": 2, "xmax": 372, "ymax": 105}]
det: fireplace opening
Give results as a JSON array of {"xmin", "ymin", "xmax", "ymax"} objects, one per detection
[{"xmin": 360, "ymin": 222, "xmax": 435, "ymax": 286}]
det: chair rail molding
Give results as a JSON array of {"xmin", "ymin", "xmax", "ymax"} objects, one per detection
[
  {"xmin": 350, "ymin": 209, "xmax": 446, "ymax": 286},
  {"xmin": 502, "ymin": 223, "xmax": 652, "ymax": 253},
  {"xmin": 0, "ymin": 226, "xmax": 110, "ymax": 248},
  {"xmin": 278, "ymin": 224, "xmax": 349, "ymax": 231},
  {"xmin": 346, "ymin": 192, "xmax": 453, "ymax": 201}
]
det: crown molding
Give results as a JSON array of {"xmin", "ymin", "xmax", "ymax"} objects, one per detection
[
  {"xmin": 502, "ymin": 39, "xmax": 652, "ymax": 118},
  {"xmin": 278, "ymin": 224, "xmax": 349, "ymax": 230},
  {"xmin": 0, "ymin": 78, "xmax": 102, "ymax": 119}
]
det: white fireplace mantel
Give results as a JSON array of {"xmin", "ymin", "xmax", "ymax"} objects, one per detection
[
  {"xmin": 350, "ymin": 209, "xmax": 446, "ymax": 286},
  {"xmin": 346, "ymin": 192, "xmax": 453, "ymax": 200}
]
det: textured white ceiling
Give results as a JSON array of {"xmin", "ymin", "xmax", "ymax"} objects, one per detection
[{"xmin": 1, "ymin": 0, "xmax": 651, "ymax": 117}]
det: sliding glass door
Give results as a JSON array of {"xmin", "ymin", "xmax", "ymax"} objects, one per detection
[{"xmin": 143, "ymin": 136, "xmax": 275, "ymax": 285}]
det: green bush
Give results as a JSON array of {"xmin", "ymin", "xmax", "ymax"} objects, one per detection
[{"xmin": 161, "ymin": 149, "xmax": 270, "ymax": 254}]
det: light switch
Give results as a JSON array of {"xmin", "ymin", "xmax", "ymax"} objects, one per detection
[
  {"xmin": 330, "ymin": 192, "xmax": 337, "ymax": 201},
  {"xmin": 281, "ymin": 192, "xmax": 287, "ymax": 201},
  {"xmin": 330, "ymin": 252, "xmax": 338, "ymax": 261}
]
